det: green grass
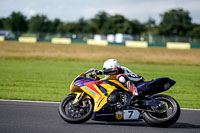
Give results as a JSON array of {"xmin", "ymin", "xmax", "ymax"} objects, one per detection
[
  {"xmin": 0, "ymin": 58, "xmax": 200, "ymax": 109},
  {"xmin": 20, "ymin": 33, "xmax": 37, "ymax": 37}
]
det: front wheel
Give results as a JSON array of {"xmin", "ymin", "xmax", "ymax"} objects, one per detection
[
  {"xmin": 143, "ymin": 94, "xmax": 180, "ymax": 127},
  {"xmin": 58, "ymin": 94, "xmax": 94, "ymax": 124}
]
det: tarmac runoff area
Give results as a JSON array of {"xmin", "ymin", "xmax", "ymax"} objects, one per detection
[{"xmin": 0, "ymin": 99, "xmax": 200, "ymax": 133}]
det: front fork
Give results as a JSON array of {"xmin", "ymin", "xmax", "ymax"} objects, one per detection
[
  {"xmin": 72, "ymin": 92, "xmax": 85, "ymax": 106},
  {"xmin": 72, "ymin": 92, "xmax": 91, "ymax": 108}
]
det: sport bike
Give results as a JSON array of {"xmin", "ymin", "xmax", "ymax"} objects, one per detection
[{"xmin": 59, "ymin": 68, "xmax": 180, "ymax": 127}]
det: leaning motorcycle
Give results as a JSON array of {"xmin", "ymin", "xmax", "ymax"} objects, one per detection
[{"xmin": 59, "ymin": 68, "xmax": 180, "ymax": 127}]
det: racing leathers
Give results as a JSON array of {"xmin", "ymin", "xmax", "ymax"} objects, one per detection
[{"xmin": 95, "ymin": 66, "xmax": 145, "ymax": 96}]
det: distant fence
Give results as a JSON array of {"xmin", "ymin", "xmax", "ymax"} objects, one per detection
[{"xmin": 1, "ymin": 33, "xmax": 200, "ymax": 49}]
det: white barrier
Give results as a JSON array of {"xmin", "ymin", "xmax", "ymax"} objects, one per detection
[
  {"xmin": 87, "ymin": 39, "xmax": 108, "ymax": 46},
  {"xmin": 0, "ymin": 36, "xmax": 5, "ymax": 41},
  {"xmin": 167, "ymin": 42, "xmax": 191, "ymax": 50},
  {"xmin": 51, "ymin": 38, "xmax": 71, "ymax": 44},
  {"xmin": 18, "ymin": 37, "xmax": 37, "ymax": 43},
  {"xmin": 126, "ymin": 41, "xmax": 148, "ymax": 48}
]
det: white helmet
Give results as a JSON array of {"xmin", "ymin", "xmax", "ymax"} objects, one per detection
[{"xmin": 103, "ymin": 59, "xmax": 120, "ymax": 69}]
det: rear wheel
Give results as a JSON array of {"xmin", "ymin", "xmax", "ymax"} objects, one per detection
[
  {"xmin": 58, "ymin": 94, "xmax": 94, "ymax": 124},
  {"xmin": 143, "ymin": 94, "xmax": 180, "ymax": 127}
]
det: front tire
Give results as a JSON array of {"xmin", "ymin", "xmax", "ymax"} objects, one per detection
[
  {"xmin": 58, "ymin": 94, "xmax": 94, "ymax": 124},
  {"xmin": 143, "ymin": 94, "xmax": 180, "ymax": 127}
]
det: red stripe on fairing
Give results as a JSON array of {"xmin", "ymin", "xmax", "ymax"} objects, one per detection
[
  {"xmin": 84, "ymin": 81, "xmax": 107, "ymax": 96},
  {"xmin": 79, "ymin": 80, "xmax": 90, "ymax": 83}
]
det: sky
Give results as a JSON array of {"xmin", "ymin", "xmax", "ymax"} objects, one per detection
[{"xmin": 0, "ymin": 0, "xmax": 200, "ymax": 24}]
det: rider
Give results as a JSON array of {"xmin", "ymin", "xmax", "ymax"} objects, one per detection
[{"xmin": 95, "ymin": 59, "xmax": 145, "ymax": 96}]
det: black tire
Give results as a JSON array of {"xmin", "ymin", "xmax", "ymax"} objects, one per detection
[
  {"xmin": 143, "ymin": 94, "xmax": 180, "ymax": 127},
  {"xmin": 58, "ymin": 94, "xmax": 94, "ymax": 124}
]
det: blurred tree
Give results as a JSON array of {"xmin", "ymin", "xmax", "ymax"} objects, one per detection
[
  {"xmin": 1, "ymin": 9, "xmax": 200, "ymax": 39},
  {"xmin": 159, "ymin": 8, "xmax": 192, "ymax": 36},
  {"xmin": 143, "ymin": 17, "xmax": 159, "ymax": 36},
  {"xmin": 86, "ymin": 20, "xmax": 97, "ymax": 34},
  {"xmin": 45, "ymin": 20, "xmax": 54, "ymax": 33},
  {"xmin": 57, "ymin": 23, "xmax": 66, "ymax": 34},
  {"xmin": 91, "ymin": 11, "xmax": 110, "ymax": 34},
  {"xmin": 0, "ymin": 18, "xmax": 3, "ymax": 29},
  {"xmin": 65, "ymin": 22, "xmax": 78, "ymax": 33},
  {"xmin": 1, "ymin": 18, "xmax": 11, "ymax": 30},
  {"xmin": 53, "ymin": 18, "xmax": 62, "ymax": 33},
  {"xmin": 102, "ymin": 14, "xmax": 126, "ymax": 34},
  {"xmin": 9, "ymin": 12, "xmax": 28, "ymax": 36},
  {"xmin": 122, "ymin": 20, "xmax": 134, "ymax": 34},
  {"xmin": 44, "ymin": 18, "xmax": 62, "ymax": 33},
  {"xmin": 112, "ymin": 14, "xmax": 127, "ymax": 33},
  {"xmin": 102, "ymin": 14, "xmax": 145, "ymax": 35},
  {"xmin": 77, "ymin": 18, "xmax": 92, "ymax": 33},
  {"xmin": 131, "ymin": 19, "xmax": 146, "ymax": 35},
  {"xmin": 28, "ymin": 14, "xmax": 49, "ymax": 33},
  {"xmin": 146, "ymin": 17, "xmax": 156, "ymax": 29},
  {"xmin": 188, "ymin": 26, "xmax": 200, "ymax": 38},
  {"xmin": 90, "ymin": 19, "xmax": 99, "ymax": 34}
]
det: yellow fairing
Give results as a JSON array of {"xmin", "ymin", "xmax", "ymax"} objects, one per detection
[
  {"xmin": 104, "ymin": 75, "xmax": 129, "ymax": 91},
  {"xmin": 108, "ymin": 80, "xmax": 129, "ymax": 91},
  {"xmin": 70, "ymin": 74, "xmax": 85, "ymax": 93},
  {"xmin": 71, "ymin": 83, "xmax": 118, "ymax": 112},
  {"xmin": 80, "ymin": 83, "xmax": 118, "ymax": 112},
  {"xmin": 70, "ymin": 74, "xmax": 128, "ymax": 112}
]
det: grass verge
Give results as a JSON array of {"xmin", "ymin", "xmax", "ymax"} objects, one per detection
[{"xmin": 0, "ymin": 58, "xmax": 199, "ymax": 109}]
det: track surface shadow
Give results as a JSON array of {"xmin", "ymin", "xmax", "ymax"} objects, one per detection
[
  {"xmin": 171, "ymin": 122, "xmax": 200, "ymax": 129},
  {"xmin": 84, "ymin": 121, "xmax": 200, "ymax": 129}
]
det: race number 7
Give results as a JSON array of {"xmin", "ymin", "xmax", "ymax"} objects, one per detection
[
  {"xmin": 128, "ymin": 111, "xmax": 133, "ymax": 118},
  {"xmin": 123, "ymin": 110, "xmax": 140, "ymax": 120}
]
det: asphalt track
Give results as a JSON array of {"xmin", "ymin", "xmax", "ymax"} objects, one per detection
[{"xmin": 0, "ymin": 100, "xmax": 200, "ymax": 133}]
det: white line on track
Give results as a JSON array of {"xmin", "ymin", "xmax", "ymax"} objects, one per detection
[
  {"xmin": 181, "ymin": 108, "xmax": 200, "ymax": 111},
  {"xmin": 0, "ymin": 99, "xmax": 59, "ymax": 104},
  {"xmin": 0, "ymin": 99, "xmax": 200, "ymax": 111}
]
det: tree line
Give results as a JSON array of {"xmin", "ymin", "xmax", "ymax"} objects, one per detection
[{"xmin": 0, "ymin": 8, "xmax": 200, "ymax": 38}]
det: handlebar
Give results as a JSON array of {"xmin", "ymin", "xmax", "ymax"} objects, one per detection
[
  {"xmin": 85, "ymin": 68, "xmax": 95, "ymax": 74},
  {"xmin": 84, "ymin": 68, "xmax": 100, "ymax": 80},
  {"xmin": 89, "ymin": 73, "xmax": 100, "ymax": 80}
]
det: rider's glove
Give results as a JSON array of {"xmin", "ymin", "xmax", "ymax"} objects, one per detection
[{"xmin": 95, "ymin": 70, "xmax": 103, "ymax": 75}]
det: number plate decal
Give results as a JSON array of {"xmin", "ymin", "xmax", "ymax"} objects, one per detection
[{"xmin": 123, "ymin": 110, "xmax": 140, "ymax": 120}]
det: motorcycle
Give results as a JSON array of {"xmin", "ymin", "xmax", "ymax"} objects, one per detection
[{"xmin": 59, "ymin": 68, "xmax": 180, "ymax": 127}]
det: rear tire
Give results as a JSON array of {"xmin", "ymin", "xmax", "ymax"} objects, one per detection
[
  {"xmin": 58, "ymin": 94, "xmax": 94, "ymax": 124},
  {"xmin": 143, "ymin": 94, "xmax": 180, "ymax": 127}
]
